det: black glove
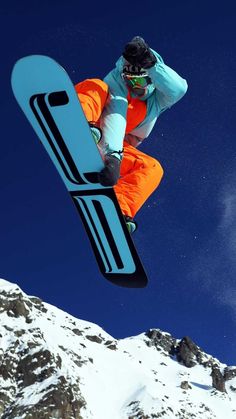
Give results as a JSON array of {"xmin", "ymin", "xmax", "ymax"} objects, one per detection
[
  {"xmin": 122, "ymin": 36, "xmax": 157, "ymax": 69},
  {"xmin": 98, "ymin": 154, "xmax": 121, "ymax": 187}
]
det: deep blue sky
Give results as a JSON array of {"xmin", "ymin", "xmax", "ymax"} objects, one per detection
[{"xmin": 1, "ymin": 1, "xmax": 236, "ymax": 365}]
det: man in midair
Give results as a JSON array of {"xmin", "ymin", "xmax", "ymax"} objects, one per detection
[{"xmin": 75, "ymin": 36, "xmax": 188, "ymax": 233}]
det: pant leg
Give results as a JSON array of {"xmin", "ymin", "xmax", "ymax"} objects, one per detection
[
  {"xmin": 75, "ymin": 79, "xmax": 163, "ymax": 218},
  {"xmin": 114, "ymin": 142, "xmax": 164, "ymax": 218},
  {"xmin": 74, "ymin": 79, "xmax": 109, "ymax": 122}
]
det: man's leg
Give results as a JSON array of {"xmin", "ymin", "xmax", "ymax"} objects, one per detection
[
  {"xmin": 75, "ymin": 78, "xmax": 109, "ymax": 123},
  {"xmin": 114, "ymin": 142, "xmax": 164, "ymax": 219}
]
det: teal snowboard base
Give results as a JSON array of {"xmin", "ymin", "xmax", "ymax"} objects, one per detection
[{"xmin": 11, "ymin": 55, "xmax": 148, "ymax": 288}]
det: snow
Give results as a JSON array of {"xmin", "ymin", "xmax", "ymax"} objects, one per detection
[
  {"xmin": 1, "ymin": 279, "xmax": 236, "ymax": 418},
  {"xmin": 0, "ymin": 278, "xmax": 19, "ymax": 290}
]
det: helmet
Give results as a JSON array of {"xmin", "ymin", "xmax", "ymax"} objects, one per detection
[{"xmin": 122, "ymin": 63, "xmax": 147, "ymax": 75}]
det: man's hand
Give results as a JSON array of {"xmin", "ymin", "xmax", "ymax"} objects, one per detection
[
  {"xmin": 122, "ymin": 36, "xmax": 157, "ymax": 69},
  {"xmin": 98, "ymin": 154, "xmax": 121, "ymax": 187}
]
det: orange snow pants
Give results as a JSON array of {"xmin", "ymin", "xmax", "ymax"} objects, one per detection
[{"xmin": 75, "ymin": 79, "xmax": 164, "ymax": 218}]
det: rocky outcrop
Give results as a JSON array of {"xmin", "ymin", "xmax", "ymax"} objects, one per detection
[
  {"xmin": 211, "ymin": 365, "xmax": 226, "ymax": 393},
  {"xmin": 180, "ymin": 380, "xmax": 192, "ymax": 390},
  {"xmin": 176, "ymin": 336, "xmax": 203, "ymax": 368},
  {"xmin": 224, "ymin": 367, "xmax": 236, "ymax": 381},
  {"xmin": 1, "ymin": 279, "xmax": 236, "ymax": 419},
  {"xmin": 145, "ymin": 329, "xmax": 176, "ymax": 355},
  {"xmin": 2, "ymin": 377, "xmax": 85, "ymax": 419},
  {"xmin": 146, "ymin": 332, "xmax": 230, "ymax": 393},
  {"xmin": 0, "ymin": 287, "xmax": 47, "ymax": 322},
  {"xmin": 0, "ymin": 281, "xmax": 86, "ymax": 419},
  {"xmin": 145, "ymin": 332, "xmax": 217, "ymax": 369}
]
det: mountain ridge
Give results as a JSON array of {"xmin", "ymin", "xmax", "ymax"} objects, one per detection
[{"xmin": 0, "ymin": 278, "xmax": 236, "ymax": 418}]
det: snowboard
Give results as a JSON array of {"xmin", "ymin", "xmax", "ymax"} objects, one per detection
[{"xmin": 11, "ymin": 55, "xmax": 148, "ymax": 288}]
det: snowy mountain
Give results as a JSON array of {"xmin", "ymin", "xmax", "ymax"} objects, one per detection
[{"xmin": 0, "ymin": 279, "xmax": 236, "ymax": 419}]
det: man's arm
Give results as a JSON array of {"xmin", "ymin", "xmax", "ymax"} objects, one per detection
[
  {"xmin": 147, "ymin": 52, "xmax": 188, "ymax": 112},
  {"xmin": 122, "ymin": 36, "xmax": 188, "ymax": 112},
  {"xmin": 97, "ymin": 71, "xmax": 128, "ymax": 186}
]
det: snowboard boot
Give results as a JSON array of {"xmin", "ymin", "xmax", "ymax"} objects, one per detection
[
  {"xmin": 124, "ymin": 215, "xmax": 137, "ymax": 234},
  {"xmin": 89, "ymin": 123, "xmax": 102, "ymax": 145}
]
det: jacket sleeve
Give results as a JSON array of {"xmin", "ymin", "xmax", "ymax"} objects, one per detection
[
  {"xmin": 147, "ymin": 50, "xmax": 188, "ymax": 113},
  {"xmin": 99, "ymin": 69, "xmax": 128, "ymax": 160}
]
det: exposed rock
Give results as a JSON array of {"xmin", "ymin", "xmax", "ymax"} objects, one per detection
[
  {"xmin": 1, "ymin": 279, "xmax": 236, "ymax": 419},
  {"xmin": 180, "ymin": 380, "xmax": 192, "ymax": 390},
  {"xmin": 145, "ymin": 329, "xmax": 176, "ymax": 355},
  {"xmin": 224, "ymin": 367, "xmax": 236, "ymax": 381},
  {"xmin": 0, "ymin": 289, "xmax": 47, "ymax": 323},
  {"xmin": 211, "ymin": 365, "xmax": 226, "ymax": 393},
  {"xmin": 106, "ymin": 343, "xmax": 117, "ymax": 350},
  {"xmin": 176, "ymin": 336, "xmax": 202, "ymax": 368},
  {"xmin": 72, "ymin": 328, "xmax": 83, "ymax": 336},
  {"xmin": 145, "ymin": 331, "xmax": 219, "ymax": 372},
  {"xmin": 0, "ymin": 283, "xmax": 86, "ymax": 418},
  {"xmin": 29, "ymin": 296, "xmax": 48, "ymax": 313},
  {"xmin": 16, "ymin": 349, "xmax": 62, "ymax": 386},
  {"xmin": 105, "ymin": 340, "xmax": 117, "ymax": 350},
  {"xmin": 85, "ymin": 334, "xmax": 103, "ymax": 344},
  {"xmin": 2, "ymin": 377, "xmax": 85, "ymax": 419},
  {"xmin": 0, "ymin": 293, "xmax": 30, "ymax": 318}
]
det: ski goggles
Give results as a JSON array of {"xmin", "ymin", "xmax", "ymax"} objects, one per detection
[{"xmin": 122, "ymin": 73, "xmax": 151, "ymax": 89}]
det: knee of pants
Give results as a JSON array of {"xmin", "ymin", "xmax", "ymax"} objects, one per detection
[
  {"xmin": 75, "ymin": 78, "xmax": 109, "ymax": 97},
  {"xmin": 145, "ymin": 156, "xmax": 164, "ymax": 186},
  {"xmin": 75, "ymin": 78, "xmax": 109, "ymax": 121},
  {"xmin": 145, "ymin": 156, "xmax": 164, "ymax": 178}
]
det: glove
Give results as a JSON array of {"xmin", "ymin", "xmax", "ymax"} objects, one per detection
[
  {"xmin": 98, "ymin": 154, "xmax": 121, "ymax": 187},
  {"xmin": 122, "ymin": 36, "xmax": 157, "ymax": 69}
]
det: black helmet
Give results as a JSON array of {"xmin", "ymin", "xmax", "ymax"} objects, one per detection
[{"xmin": 122, "ymin": 63, "xmax": 148, "ymax": 76}]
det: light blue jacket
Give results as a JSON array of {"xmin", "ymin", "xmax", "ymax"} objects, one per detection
[{"xmin": 100, "ymin": 50, "xmax": 188, "ymax": 158}]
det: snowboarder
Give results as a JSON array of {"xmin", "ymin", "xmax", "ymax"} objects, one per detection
[{"xmin": 74, "ymin": 36, "xmax": 188, "ymax": 233}]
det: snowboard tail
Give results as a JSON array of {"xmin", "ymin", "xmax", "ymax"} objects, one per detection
[
  {"xmin": 72, "ymin": 188, "xmax": 146, "ymax": 287},
  {"xmin": 11, "ymin": 55, "xmax": 148, "ymax": 287}
]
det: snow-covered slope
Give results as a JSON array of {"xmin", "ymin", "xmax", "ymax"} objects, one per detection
[{"xmin": 0, "ymin": 278, "xmax": 236, "ymax": 419}]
